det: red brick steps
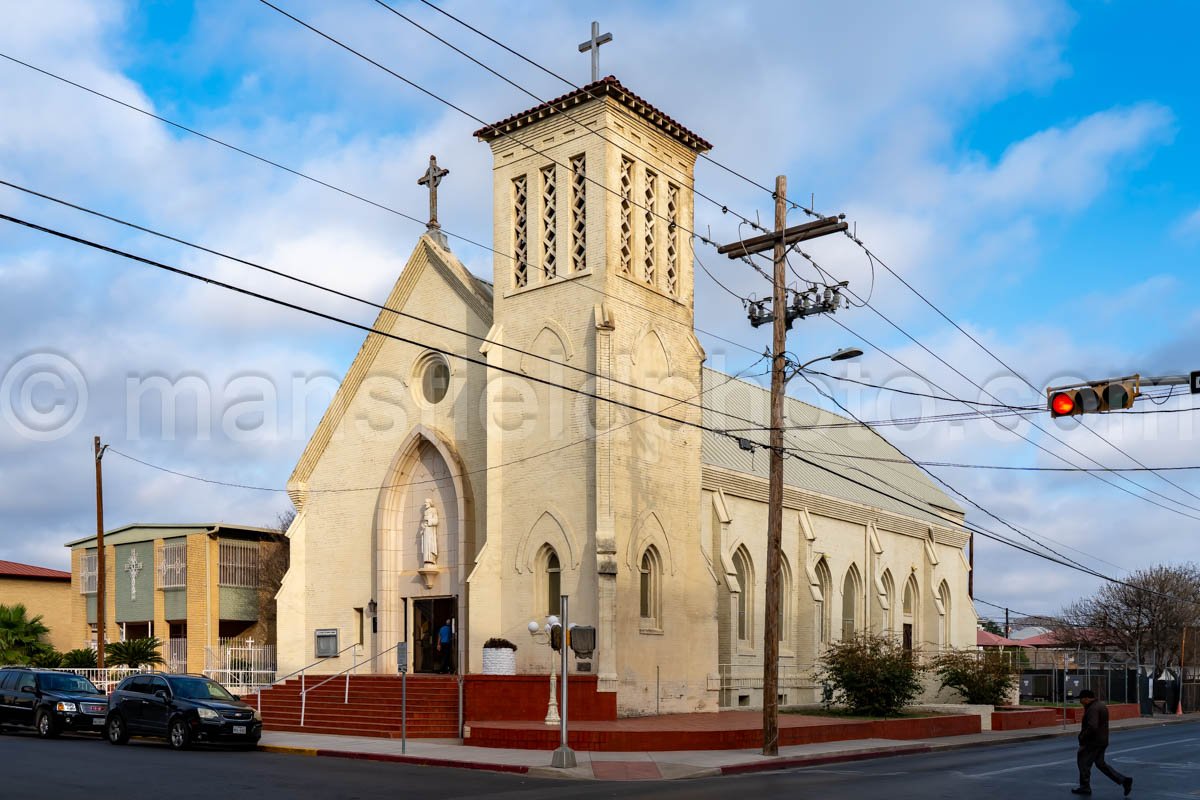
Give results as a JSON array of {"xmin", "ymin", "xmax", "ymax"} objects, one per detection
[{"xmin": 256, "ymin": 675, "xmax": 461, "ymax": 739}]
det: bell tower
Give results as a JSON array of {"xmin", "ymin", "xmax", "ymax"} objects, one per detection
[{"xmin": 473, "ymin": 75, "xmax": 715, "ymax": 712}]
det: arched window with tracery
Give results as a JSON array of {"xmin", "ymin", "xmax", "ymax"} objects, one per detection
[
  {"xmin": 902, "ymin": 574, "xmax": 919, "ymax": 653},
  {"xmin": 814, "ymin": 558, "xmax": 832, "ymax": 645},
  {"xmin": 880, "ymin": 569, "xmax": 896, "ymax": 637},
  {"xmin": 639, "ymin": 546, "xmax": 663, "ymax": 630},
  {"xmin": 538, "ymin": 545, "xmax": 561, "ymax": 617},
  {"xmin": 842, "ymin": 565, "xmax": 862, "ymax": 640},
  {"xmin": 733, "ymin": 546, "xmax": 754, "ymax": 644},
  {"xmin": 938, "ymin": 580, "xmax": 952, "ymax": 650}
]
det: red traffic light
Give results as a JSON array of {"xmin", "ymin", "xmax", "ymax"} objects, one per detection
[{"xmin": 1050, "ymin": 392, "xmax": 1076, "ymax": 416}]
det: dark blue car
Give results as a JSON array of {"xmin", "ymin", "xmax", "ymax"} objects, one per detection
[
  {"xmin": 0, "ymin": 668, "xmax": 108, "ymax": 737},
  {"xmin": 105, "ymin": 673, "xmax": 261, "ymax": 750}
]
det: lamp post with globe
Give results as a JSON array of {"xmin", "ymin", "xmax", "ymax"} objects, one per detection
[{"xmin": 527, "ymin": 616, "xmax": 561, "ymax": 725}]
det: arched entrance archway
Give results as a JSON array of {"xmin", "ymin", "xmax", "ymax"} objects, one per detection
[{"xmin": 374, "ymin": 434, "xmax": 461, "ymax": 672}]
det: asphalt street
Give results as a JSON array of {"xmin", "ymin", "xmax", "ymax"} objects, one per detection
[{"xmin": 0, "ymin": 721, "xmax": 1195, "ymax": 799}]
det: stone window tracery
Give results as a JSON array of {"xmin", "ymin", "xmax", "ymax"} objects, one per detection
[
  {"xmin": 665, "ymin": 182, "xmax": 679, "ymax": 295},
  {"xmin": 619, "ymin": 157, "xmax": 633, "ymax": 276},
  {"xmin": 513, "ymin": 174, "xmax": 529, "ymax": 288},
  {"xmin": 541, "ymin": 165, "xmax": 557, "ymax": 280},
  {"xmin": 643, "ymin": 170, "xmax": 657, "ymax": 285},
  {"xmin": 570, "ymin": 154, "xmax": 586, "ymax": 273},
  {"xmin": 842, "ymin": 565, "xmax": 862, "ymax": 641}
]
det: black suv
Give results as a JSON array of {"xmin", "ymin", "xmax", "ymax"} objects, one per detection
[
  {"xmin": 105, "ymin": 673, "xmax": 261, "ymax": 750},
  {"xmin": 0, "ymin": 667, "xmax": 108, "ymax": 737}
]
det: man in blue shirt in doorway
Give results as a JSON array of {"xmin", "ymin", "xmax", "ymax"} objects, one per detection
[{"xmin": 436, "ymin": 619, "xmax": 454, "ymax": 674}]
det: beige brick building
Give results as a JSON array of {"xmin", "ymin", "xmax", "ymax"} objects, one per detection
[
  {"xmin": 0, "ymin": 560, "xmax": 73, "ymax": 652},
  {"xmin": 276, "ymin": 77, "xmax": 975, "ymax": 714},
  {"xmin": 66, "ymin": 523, "xmax": 284, "ymax": 674}
]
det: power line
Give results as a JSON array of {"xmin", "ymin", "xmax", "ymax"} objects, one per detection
[
  {"xmin": 822, "ymin": 314, "xmax": 1200, "ymax": 521},
  {"xmin": 840, "ymin": 236, "xmax": 1200, "ymax": 508},
  {"xmin": 15, "ymin": 210, "xmax": 1191, "ymax": 602},
  {"xmin": 0, "ymin": 50, "xmax": 763, "ymax": 364},
  {"xmin": 794, "ymin": 371, "xmax": 1130, "ymax": 576},
  {"xmin": 370, "ymin": 0, "xmax": 770, "ymax": 236},
  {"xmin": 775, "ymin": 238, "xmax": 1200, "ymax": 515},
  {"xmin": 0, "ymin": 210, "xmax": 753, "ymax": 438},
  {"xmin": 0, "ymin": 178, "xmax": 767, "ymax": 431},
  {"xmin": 106, "ymin": 362, "xmax": 770, "ymax": 496},
  {"xmin": 412, "ymin": 0, "xmax": 822, "ymax": 219},
  {"xmin": 257, "ymin": 0, "xmax": 766, "ymax": 246}
]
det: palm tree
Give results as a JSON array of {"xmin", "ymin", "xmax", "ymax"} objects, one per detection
[
  {"xmin": 61, "ymin": 648, "xmax": 98, "ymax": 668},
  {"xmin": 0, "ymin": 604, "xmax": 51, "ymax": 664},
  {"xmin": 105, "ymin": 637, "xmax": 166, "ymax": 668}
]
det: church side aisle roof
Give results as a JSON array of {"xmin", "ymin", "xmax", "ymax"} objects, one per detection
[
  {"xmin": 474, "ymin": 75, "xmax": 713, "ymax": 153},
  {"xmin": 700, "ymin": 368, "xmax": 965, "ymax": 528}
]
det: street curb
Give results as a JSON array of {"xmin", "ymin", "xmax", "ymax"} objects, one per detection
[
  {"xmin": 716, "ymin": 715, "xmax": 1200, "ymax": 777},
  {"xmin": 719, "ymin": 744, "xmax": 933, "ymax": 775},
  {"xmin": 257, "ymin": 744, "xmax": 530, "ymax": 775}
]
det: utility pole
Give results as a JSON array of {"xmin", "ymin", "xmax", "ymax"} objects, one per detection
[
  {"xmin": 1005, "ymin": 608, "xmax": 1010, "ymax": 639},
  {"xmin": 94, "ymin": 436, "xmax": 108, "ymax": 669},
  {"xmin": 718, "ymin": 182, "xmax": 848, "ymax": 756}
]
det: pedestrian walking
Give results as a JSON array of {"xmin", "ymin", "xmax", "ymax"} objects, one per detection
[
  {"xmin": 1072, "ymin": 689, "xmax": 1133, "ymax": 796},
  {"xmin": 436, "ymin": 619, "xmax": 454, "ymax": 674}
]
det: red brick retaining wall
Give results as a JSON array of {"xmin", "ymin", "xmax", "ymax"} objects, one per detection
[
  {"xmin": 464, "ymin": 713, "xmax": 981, "ymax": 751},
  {"xmin": 992, "ymin": 707, "xmax": 1059, "ymax": 730},
  {"xmin": 463, "ymin": 675, "xmax": 617, "ymax": 722}
]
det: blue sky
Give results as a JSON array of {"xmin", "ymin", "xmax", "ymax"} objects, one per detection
[{"xmin": 2, "ymin": 0, "xmax": 1199, "ymax": 620}]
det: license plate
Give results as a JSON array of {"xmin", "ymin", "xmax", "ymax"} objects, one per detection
[
  {"xmin": 232, "ymin": 725, "xmax": 246, "ymax": 735},
  {"xmin": 92, "ymin": 718, "xmax": 105, "ymax": 727}
]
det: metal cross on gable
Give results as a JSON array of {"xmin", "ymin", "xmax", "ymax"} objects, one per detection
[
  {"xmin": 417, "ymin": 155, "xmax": 450, "ymax": 231},
  {"xmin": 125, "ymin": 548, "xmax": 143, "ymax": 601},
  {"xmin": 578, "ymin": 21, "xmax": 613, "ymax": 83}
]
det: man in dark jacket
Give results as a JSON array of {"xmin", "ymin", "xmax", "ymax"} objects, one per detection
[{"xmin": 1073, "ymin": 689, "xmax": 1133, "ymax": 796}]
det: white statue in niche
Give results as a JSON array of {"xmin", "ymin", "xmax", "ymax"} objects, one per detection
[{"xmin": 418, "ymin": 498, "xmax": 440, "ymax": 567}]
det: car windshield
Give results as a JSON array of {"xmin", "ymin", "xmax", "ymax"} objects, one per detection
[
  {"xmin": 169, "ymin": 677, "xmax": 235, "ymax": 701},
  {"xmin": 37, "ymin": 673, "xmax": 101, "ymax": 694}
]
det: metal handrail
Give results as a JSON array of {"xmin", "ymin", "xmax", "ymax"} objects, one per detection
[
  {"xmin": 248, "ymin": 641, "xmax": 361, "ymax": 711},
  {"xmin": 300, "ymin": 643, "xmax": 401, "ymax": 727}
]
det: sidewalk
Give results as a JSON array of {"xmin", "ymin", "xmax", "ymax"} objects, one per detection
[{"xmin": 258, "ymin": 712, "xmax": 1200, "ymax": 781}]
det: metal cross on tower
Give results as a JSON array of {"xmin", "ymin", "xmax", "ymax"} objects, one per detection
[
  {"xmin": 417, "ymin": 155, "xmax": 450, "ymax": 231},
  {"xmin": 578, "ymin": 21, "xmax": 613, "ymax": 82}
]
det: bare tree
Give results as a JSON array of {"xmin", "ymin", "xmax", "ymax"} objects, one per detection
[
  {"xmin": 1059, "ymin": 564, "xmax": 1200, "ymax": 672},
  {"xmin": 256, "ymin": 509, "xmax": 294, "ymax": 648}
]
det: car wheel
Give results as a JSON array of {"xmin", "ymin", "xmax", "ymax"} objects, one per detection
[
  {"xmin": 106, "ymin": 714, "xmax": 129, "ymax": 745},
  {"xmin": 168, "ymin": 718, "xmax": 191, "ymax": 751},
  {"xmin": 35, "ymin": 709, "xmax": 60, "ymax": 739}
]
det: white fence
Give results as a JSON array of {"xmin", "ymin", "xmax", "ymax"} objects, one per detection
[
  {"xmin": 52, "ymin": 667, "xmax": 152, "ymax": 694},
  {"xmin": 203, "ymin": 637, "xmax": 276, "ymax": 693}
]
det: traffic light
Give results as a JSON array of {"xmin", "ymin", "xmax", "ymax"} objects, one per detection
[{"xmin": 1047, "ymin": 378, "xmax": 1139, "ymax": 417}]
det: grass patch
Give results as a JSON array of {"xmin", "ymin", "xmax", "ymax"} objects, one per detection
[{"xmin": 780, "ymin": 705, "xmax": 951, "ymax": 720}]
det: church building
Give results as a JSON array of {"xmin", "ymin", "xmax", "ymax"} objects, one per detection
[{"xmin": 275, "ymin": 75, "xmax": 975, "ymax": 715}]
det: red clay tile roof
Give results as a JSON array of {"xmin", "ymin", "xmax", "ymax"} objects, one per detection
[
  {"xmin": 977, "ymin": 629, "xmax": 1027, "ymax": 648},
  {"xmin": 0, "ymin": 559, "xmax": 70, "ymax": 580},
  {"xmin": 474, "ymin": 76, "xmax": 713, "ymax": 153}
]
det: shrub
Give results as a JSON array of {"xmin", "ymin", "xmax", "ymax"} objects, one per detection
[
  {"xmin": 815, "ymin": 632, "xmax": 924, "ymax": 717},
  {"xmin": 105, "ymin": 637, "xmax": 166, "ymax": 668},
  {"xmin": 30, "ymin": 648, "xmax": 64, "ymax": 668},
  {"xmin": 932, "ymin": 648, "xmax": 1019, "ymax": 706},
  {"xmin": 482, "ymin": 637, "xmax": 517, "ymax": 651},
  {"xmin": 61, "ymin": 648, "xmax": 98, "ymax": 668}
]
